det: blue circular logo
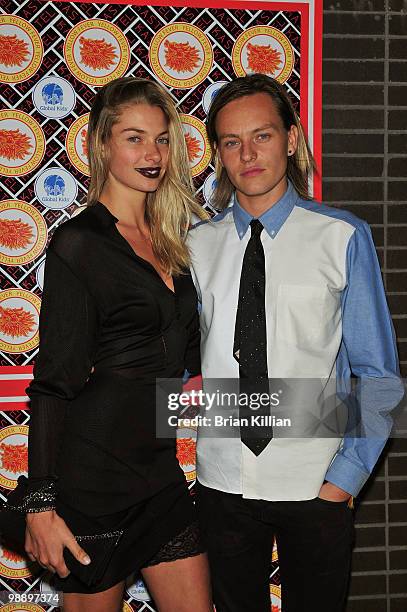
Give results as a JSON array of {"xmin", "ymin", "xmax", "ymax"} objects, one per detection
[
  {"xmin": 126, "ymin": 574, "xmax": 151, "ymax": 601},
  {"xmin": 35, "ymin": 167, "xmax": 78, "ymax": 210},
  {"xmin": 202, "ymin": 81, "xmax": 228, "ymax": 114},
  {"xmin": 32, "ymin": 76, "xmax": 76, "ymax": 119},
  {"xmin": 42, "ymin": 83, "xmax": 64, "ymax": 105},
  {"xmin": 44, "ymin": 174, "xmax": 66, "ymax": 197},
  {"xmin": 203, "ymin": 171, "xmax": 218, "ymax": 207}
]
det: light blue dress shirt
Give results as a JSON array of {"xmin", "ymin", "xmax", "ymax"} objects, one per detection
[
  {"xmin": 232, "ymin": 184, "xmax": 403, "ymax": 496},
  {"xmin": 189, "ymin": 181, "xmax": 404, "ymax": 499}
]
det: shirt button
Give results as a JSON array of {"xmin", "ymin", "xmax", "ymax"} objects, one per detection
[{"xmin": 271, "ymin": 230, "xmax": 275, "ymax": 236}]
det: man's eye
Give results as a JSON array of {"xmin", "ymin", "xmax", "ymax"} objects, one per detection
[
  {"xmin": 224, "ymin": 140, "xmax": 239, "ymax": 148},
  {"xmin": 256, "ymin": 133, "xmax": 271, "ymax": 142},
  {"xmin": 128, "ymin": 136, "xmax": 141, "ymax": 143}
]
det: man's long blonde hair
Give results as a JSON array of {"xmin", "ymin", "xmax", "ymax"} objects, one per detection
[
  {"xmin": 87, "ymin": 77, "xmax": 207, "ymax": 275},
  {"xmin": 206, "ymin": 74, "xmax": 316, "ymax": 210}
]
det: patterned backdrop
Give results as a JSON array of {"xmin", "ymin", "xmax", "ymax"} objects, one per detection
[{"xmin": 0, "ymin": 1, "xmax": 321, "ymax": 609}]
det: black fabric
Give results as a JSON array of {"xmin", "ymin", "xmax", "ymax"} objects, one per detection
[
  {"xmin": 233, "ymin": 219, "xmax": 272, "ymax": 455},
  {"xmin": 26, "ymin": 201, "xmax": 201, "ymax": 518},
  {"xmin": 53, "ymin": 482, "xmax": 197, "ymax": 593},
  {"xmin": 196, "ymin": 482, "xmax": 354, "ymax": 612},
  {"xmin": 143, "ymin": 520, "xmax": 204, "ymax": 567},
  {"xmin": 0, "ymin": 483, "xmax": 123, "ymax": 588}
]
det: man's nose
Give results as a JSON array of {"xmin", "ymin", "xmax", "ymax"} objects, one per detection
[{"xmin": 240, "ymin": 141, "xmax": 256, "ymax": 162}]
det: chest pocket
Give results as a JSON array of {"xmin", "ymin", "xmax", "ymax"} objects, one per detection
[{"xmin": 276, "ymin": 284, "xmax": 340, "ymax": 350}]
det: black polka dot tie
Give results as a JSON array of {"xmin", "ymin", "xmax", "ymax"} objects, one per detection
[{"xmin": 233, "ymin": 219, "xmax": 273, "ymax": 455}]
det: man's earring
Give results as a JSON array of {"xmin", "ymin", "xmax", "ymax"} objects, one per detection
[{"xmin": 288, "ymin": 149, "xmax": 293, "ymax": 155}]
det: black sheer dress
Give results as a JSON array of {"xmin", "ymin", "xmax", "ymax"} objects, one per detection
[{"xmin": 25, "ymin": 202, "xmax": 202, "ymax": 592}]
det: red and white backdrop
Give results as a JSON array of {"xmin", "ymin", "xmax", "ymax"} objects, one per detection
[{"xmin": 0, "ymin": 0, "xmax": 322, "ymax": 608}]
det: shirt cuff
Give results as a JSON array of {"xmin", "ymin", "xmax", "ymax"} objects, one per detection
[
  {"xmin": 6, "ymin": 476, "xmax": 57, "ymax": 513},
  {"xmin": 324, "ymin": 453, "xmax": 370, "ymax": 497}
]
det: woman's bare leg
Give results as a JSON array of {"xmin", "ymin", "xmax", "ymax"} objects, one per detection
[
  {"xmin": 62, "ymin": 580, "xmax": 125, "ymax": 612},
  {"xmin": 141, "ymin": 552, "xmax": 212, "ymax": 612}
]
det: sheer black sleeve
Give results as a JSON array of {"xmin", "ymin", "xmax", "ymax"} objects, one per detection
[
  {"xmin": 184, "ymin": 309, "xmax": 201, "ymax": 377},
  {"xmin": 25, "ymin": 244, "xmax": 100, "ymax": 511}
]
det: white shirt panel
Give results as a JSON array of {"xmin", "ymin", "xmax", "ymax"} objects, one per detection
[{"xmin": 188, "ymin": 199, "xmax": 362, "ymax": 500}]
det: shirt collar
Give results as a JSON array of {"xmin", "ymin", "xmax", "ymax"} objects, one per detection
[{"xmin": 232, "ymin": 180, "xmax": 297, "ymax": 240}]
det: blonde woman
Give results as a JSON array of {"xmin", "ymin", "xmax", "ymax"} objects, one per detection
[{"xmin": 22, "ymin": 78, "xmax": 211, "ymax": 611}]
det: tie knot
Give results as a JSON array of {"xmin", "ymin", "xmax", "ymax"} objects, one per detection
[{"xmin": 250, "ymin": 219, "xmax": 263, "ymax": 237}]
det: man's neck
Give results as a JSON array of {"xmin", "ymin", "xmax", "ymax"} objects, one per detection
[{"xmin": 236, "ymin": 177, "xmax": 288, "ymax": 218}]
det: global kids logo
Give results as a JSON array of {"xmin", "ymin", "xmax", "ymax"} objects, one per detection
[
  {"xmin": 66, "ymin": 114, "xmax": 89, "ymax": 176},
  {"xmin": 32, "ymin": 76, "xmax": 76, "ymax": 119},
  {"xmin": 0, "ymin": 425, "xmax": 28, "ymax": 490},
  {"xmin": 180, "ymin": 115, "xmax": 211, "ymax": 178},
  {"xmin": 232, "ymin": 26, "xmax": 294, "ymax": 84},
  {"xmin": 126, "ymin": 573, "xmax": 151, "ymax": 602},
  {"xmin": 202, "ymin": 172, "xmax": 218, "ymax": 208},
  {"xmin": 0, "ymin": 15, "xmax": 43, "ymax": 84},
  {"xmin": 149, "ymin": 23, "xmax": 213, "ymax": 89},
  {"xmin": 0, "ymin": 110, "xmax": 45, "ymax": 177},
  {"xmin": 0, "ymin": 200, "xmax": 48, "ymax": 266},
  {"xmin": 64, "ymin": 19, "xmax": 130, "ymax": 86},
  {"xmin": 34, "ymin": 167, "xmax": 78, "ymax": 210},
  {"xmin": 202, "ymin": 81, "xmax": 228, "ymax": 115},
  {"xmin": 0, "ymin": 289, "xmax": 41, "ymax": 354}
]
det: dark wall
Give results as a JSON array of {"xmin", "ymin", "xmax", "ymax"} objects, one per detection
[{"xmin": 322, "ymin": 1, "xmax": 407, "ymax": 610}]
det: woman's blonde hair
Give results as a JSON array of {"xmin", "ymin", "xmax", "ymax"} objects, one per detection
[
  {"xmin": 87, "ymin": 77, "xmax": 207, "ymax": 275},
  {"xmin": 206, "ymin": 74, "xmax": 317, "ymax": 210}
]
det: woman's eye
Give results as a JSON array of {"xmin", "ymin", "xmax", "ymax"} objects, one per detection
[
  {"xmin": 157, "ymin": 137, "xmax": 169, "ymax": 145},
  {"xmin": 128, "ymin": 136, "xmax": 141, "ymax": 143}
]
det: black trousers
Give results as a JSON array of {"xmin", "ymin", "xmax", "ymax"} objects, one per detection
[{"xmin": 196, "ymin": 481, "xmax": 354, "ymax": 612}]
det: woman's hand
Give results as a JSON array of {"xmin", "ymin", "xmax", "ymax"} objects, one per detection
[{"xmin": 25, "ymin": 510, "xmax": 91, "ymax": 577}]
